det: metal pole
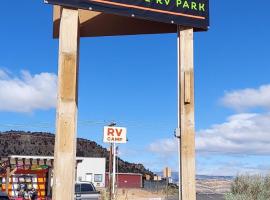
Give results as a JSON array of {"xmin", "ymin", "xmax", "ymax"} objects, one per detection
[
  {"xmin": 112, "ymin": 141, "xmax": 116, "ymax": 199},
  {"xmin": 109, "ymin": 144, "xmax": 112, "ymax": 200},
  {"xmin": 116, "ymin": 147, "xmax": 119, "ymax": 188}
]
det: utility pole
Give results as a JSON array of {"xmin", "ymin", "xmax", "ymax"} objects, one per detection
[{"xmin": 108, "ymin": 122, "xmax": 116, "ymax": 200}]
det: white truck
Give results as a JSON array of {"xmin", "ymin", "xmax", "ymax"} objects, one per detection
[{"xmin": 75, "ymin": 182, "xmax": 101, "ymax": 200}]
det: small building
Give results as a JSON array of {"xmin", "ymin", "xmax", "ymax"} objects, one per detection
[
  {"xmin": 0, "ymin": 155, "xmax": 106, "ymax": 199},
  {"xmin": 105, "ymin": 173, "xmax": 143, "ymax": 188},
  {"xmin": 0, "ymin": 155, "xmax": 55, "ymax": 198},
  {"xmin": 76, "ymin": 157, "xmax": 106, "ymax": 188}
]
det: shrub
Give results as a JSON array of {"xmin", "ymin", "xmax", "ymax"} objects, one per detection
[{"xmin": 225, "ymin": 175, "xmax": 270, "ymax": 200}]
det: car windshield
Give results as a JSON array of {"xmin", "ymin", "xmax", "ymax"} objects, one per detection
[
  {"xmin": 75, "ymin": 183, "xmax": 94, "ymax": 193},
  {"xmin": 81, "ymin": 183, "xmax": 94, "ymax": 192}
]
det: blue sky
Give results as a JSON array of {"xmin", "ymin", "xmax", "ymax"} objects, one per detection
[{"xmin": 0, "ymin": 0, "xmax": 270, "ymax": 176}]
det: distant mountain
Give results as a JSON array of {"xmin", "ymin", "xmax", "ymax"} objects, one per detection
[
  {"xmin": 0, "ymin": 131, "xmax": 154, "ymax": 176},
  {"xmin": 196, "ymin": 175, "xmax": 234, "ymax": 180},
  {"xmin": 155, "ymin": 172, "xmax": 234, "ymax": 183}
]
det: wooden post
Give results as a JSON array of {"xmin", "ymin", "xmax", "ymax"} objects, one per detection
[
  {"xmin": 5, "ymin": 167, "xmax": 10, "ymax": 195},
  {"xmin": 47, "ymin": 167, "xmax": 53, "ymax": 197},
  {"xmin": 177, "ymin": 26, "xmax": 196, "ymax": 200},
  {"xmin": 53, "ymin": 7, "xmax": 80, "ymax": 200}
]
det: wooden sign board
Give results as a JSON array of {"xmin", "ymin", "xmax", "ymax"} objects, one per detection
[
  {"xmin": 103, "ymin": 126, "xmax": 127, "ymax": 143},
  {"xmin": 47, "ymin": 0, "xmax": 209, "ymax": 29},
  {"xmin": 49, "ymin": 0, "xmax": 209, "ymax": 38},
  {"xmin": 52, "ymin": 5, "xmax": 177, "ymax": 38}
]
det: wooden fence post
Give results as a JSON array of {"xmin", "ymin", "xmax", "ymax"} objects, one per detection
[
  {"xmin": 53, "ymin": 7, "xmax": 80, "ymax": 200},
  {"xmin": 177, "ymin": 26, "xmax": 196, "ymax": 200}
]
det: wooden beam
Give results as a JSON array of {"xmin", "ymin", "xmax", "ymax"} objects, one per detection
[
  {"xmin": 10, "ymin": 167, "xmax": 17, "ymax": 176},
  {"xmin": 53, "ymin": 8, "xmax": 80, "ymax": 200},
  {"xmin": 47, "ymin": 167, "xmax": 53, "ymax": 197},
  {"xmin": 5, "ymin": 167, "xmax": 10, "ymax": 195},
  {"xmin": 177, "ymin": 26, "xmax": 196, "ymax": 200}
]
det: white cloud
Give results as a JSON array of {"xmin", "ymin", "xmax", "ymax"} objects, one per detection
[
  {"xmin": 148, "ymin": 138, "xmax": 178, "ymax": 156},
  {"xmin": 146, "ymin": 84, "xmax": 270, "ymax": 174},
  {"xmin": 148, "ymin": 113, "xmax": 270, "ymax": 156},
  {"xmin": 0, "ymin": 69, "xmax": 57, "ymax": 113},
  {"xmin": 221, "ymin": 84, "xmax": 270, "ymax": 111},
  {"xmin": 196, "ymin": 113, "xmax": 270, "ymax": 155},
  {"xmin": 147, "ymin": 113, "xmax": 270, "ymax": 175}
]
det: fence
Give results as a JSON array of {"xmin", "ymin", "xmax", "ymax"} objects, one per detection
[{"xmin": 143, "ymin": 180, "xmax": 168, "ymax": 193}]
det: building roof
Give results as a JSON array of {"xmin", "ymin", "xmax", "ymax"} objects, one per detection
[{"xmin": 106, "ymin": 172, "xmax": 142, "ymax": 176}]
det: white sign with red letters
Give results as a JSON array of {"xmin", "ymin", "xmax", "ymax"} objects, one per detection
[{"xmin": 103, "ymin": 126, "xmax": 127, "ymax": 143}]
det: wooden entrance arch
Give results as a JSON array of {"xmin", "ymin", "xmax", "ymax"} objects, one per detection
[{"xmin": 48, "ymin": 2, "xmax": 209, "ymax": 199}]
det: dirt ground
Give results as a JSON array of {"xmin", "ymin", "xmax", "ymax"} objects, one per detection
[
  {"xmin": 100, "ymin": 188, "xmax": 166, "ymax": 200},
  {"xmin": 115, "ymin": 189, "xmax": 225, "ymax": 200},
  {"xmin": 99, "ymin": 179, "xmax": 231, "ymax": 200},
  {"xmin": 101, "ymin": 189, "xmax": 226, "ymax": 200}
]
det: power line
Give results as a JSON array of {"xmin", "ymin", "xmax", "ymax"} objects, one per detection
[{"xmin": 0, "ymin": 119, "xmax": 174, "ymax": 130}]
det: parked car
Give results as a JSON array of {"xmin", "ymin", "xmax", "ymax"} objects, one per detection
[
  {"xmin": 75, "ymin": 182, "xmax": 101, "ymax": 200},
  {"xmin": 0, "ymin": 192, "xmax": 9, "ymax": 200}
]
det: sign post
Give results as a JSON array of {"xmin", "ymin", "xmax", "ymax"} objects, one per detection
[
  {"xmin": 52, "ymin": 8, "xmax": 80, "ymax": 200},
  {"xmin": 108, "ymin": 145, "xmax": 113, "ymax": 200},
  {"xmin": 177, "ymin": 26, "xmax": 196, "ymax": 200},
  {"xmin": 103, "ymin": 126, "xmax": 127, "ymax": 199},
  {"xmin": 112, "ymin": 141, "xmax": 116, "ymax": 199}
]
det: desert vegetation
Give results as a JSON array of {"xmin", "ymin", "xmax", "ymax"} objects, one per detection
[{"xmin": 225, "ymin": 175, "xmax": 270, "ymax": 200}]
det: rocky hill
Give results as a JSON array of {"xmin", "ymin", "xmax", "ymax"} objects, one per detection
[{"xmin": 0, "ymin": 131, "xmax": 153, "ymax": 176}]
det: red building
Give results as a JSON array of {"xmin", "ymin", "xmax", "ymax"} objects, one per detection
[{"xmin": 105, "ymin": 173, "xmax": 142, "ymax": 188}]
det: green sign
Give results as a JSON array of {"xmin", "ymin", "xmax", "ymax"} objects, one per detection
[{"xmin": 46, "ymin": 0, "xmax": 209, "ymax": 30}]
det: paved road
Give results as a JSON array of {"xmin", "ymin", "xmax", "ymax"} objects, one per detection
[{"xmin": 166, "ymin": 193, "xmax": 225, "ymax": 200}]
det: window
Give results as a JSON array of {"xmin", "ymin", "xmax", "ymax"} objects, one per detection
[
  {"xmin": 81, "ymin": 184, "xmax": 94, "ymax": 192},
  {"xmin": 94, "ymin": 174, "xmax": 102, "ymax": 182},
  {"xmin": 85, "ymin": 173, "xmax": 92, "ymax": 182}
]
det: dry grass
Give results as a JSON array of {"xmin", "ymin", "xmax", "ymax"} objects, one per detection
[
  {"xmin": 225, "ymin": 175, "xmax": 270, "ymax": 200},
  {"xmin": 196, "ymin": 179, "xmax": 232, "ymax": 194},
  {"xmin": 100, "ymin": 188, "xmax": 166, "ymax": 200}
]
